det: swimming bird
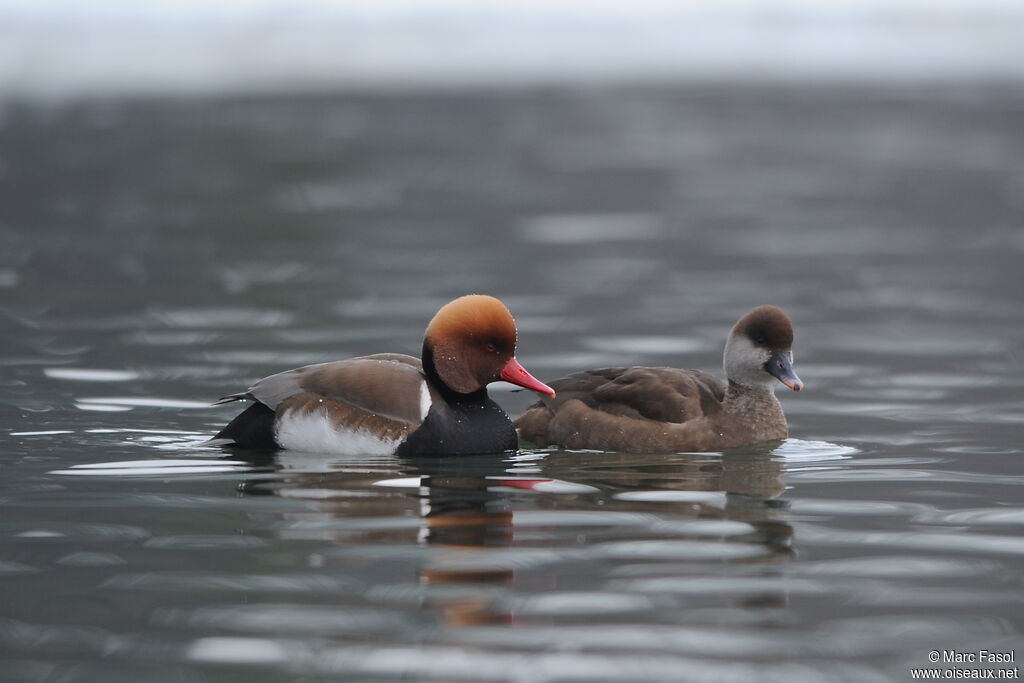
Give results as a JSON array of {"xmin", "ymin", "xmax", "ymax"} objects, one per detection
[
  {"xmin": 515, "ymin": 305, "xmax": 802, "ymax": 453},
  {"xmin": 210, "ymin": 295, "xmax": 555, "ymax": 456}
]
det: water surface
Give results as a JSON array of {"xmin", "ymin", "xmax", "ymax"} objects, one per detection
[{"xmin": 2, "ymin": 85, "xmax": 1023, "ymax": 682}]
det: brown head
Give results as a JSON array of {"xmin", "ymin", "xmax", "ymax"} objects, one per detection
[
  {"xmin": 723, "ymin": 305, "xmax": 803, "ymax": 391},
  {"xmin": 423, "ymin": 295, "xmax": 555, "ymax": 397}
]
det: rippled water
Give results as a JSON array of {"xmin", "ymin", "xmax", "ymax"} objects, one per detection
[{"xmin": 2, "ymin": 86, "xmax": 1023, "ymax": 682}]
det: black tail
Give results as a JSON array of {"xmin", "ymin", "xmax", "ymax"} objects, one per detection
[{"xmin": 210, "ymin": 401, "xmax": 278, "ymax": 449}]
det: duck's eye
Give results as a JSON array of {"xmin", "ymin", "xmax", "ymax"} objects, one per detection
[
  {"xmin": 484, "ymin": 342, "xmax": 498, "ymax": 353},
  {"xmin": 755, "ymin": 336, "xmax": 767, "ymax": 345}
]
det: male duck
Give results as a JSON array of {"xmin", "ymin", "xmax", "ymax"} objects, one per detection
[{"xmin": 211, "ymin": 295, "xmax": 554, "ymax": 456}]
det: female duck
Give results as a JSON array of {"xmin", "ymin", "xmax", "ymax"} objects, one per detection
[
  {"xmin": 516, "ymin": 305, "xmax": 802, "ymax": 453},
  {"xmin": 211, "ymin": 295, "xmax": 554, "ymax": 456}
]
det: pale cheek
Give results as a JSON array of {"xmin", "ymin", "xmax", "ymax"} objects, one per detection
[{"xmin": 725, "ymin": 337, "xmax": 775, "ymax": 386}]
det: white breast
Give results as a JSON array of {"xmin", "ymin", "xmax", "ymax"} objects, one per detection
[{"xmin": 274, "ymin": 408, "xmax": 403, "ymax": 455}]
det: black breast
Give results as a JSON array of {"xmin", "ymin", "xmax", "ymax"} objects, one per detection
[{"xmin": 396, "ymin": 397, "xmax": 517, "ymax": 457}]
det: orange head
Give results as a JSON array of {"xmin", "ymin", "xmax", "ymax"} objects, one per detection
[{"xmin": 424, "ymin": 295, "xmax": 554, "ymax": 397}]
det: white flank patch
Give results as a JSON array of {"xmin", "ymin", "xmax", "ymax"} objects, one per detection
[
  {"xmin": 274, "ymin": 408, "xmax": 402, "ymax": 456},
  {"xmin": 419, "ymin": 381, "xmax": 432, "ymax": 421}
]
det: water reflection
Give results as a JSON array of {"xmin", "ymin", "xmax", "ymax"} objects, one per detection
[
  {"xmin": 13, "ymin": 430, "xmax": 1023, "ymax": 680},
  {"xmin": 228, "ymin": 444, "xmax": 796, "ymax": 631}
]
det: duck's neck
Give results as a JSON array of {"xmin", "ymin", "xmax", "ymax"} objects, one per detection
[{"xmin": 723, "ymin": 380, "xmax": 787, "ymax": 438}]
